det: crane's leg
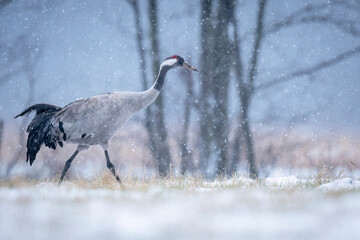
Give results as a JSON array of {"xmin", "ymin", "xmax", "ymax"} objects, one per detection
[
  {"xmin": 58, "ymin": 145, "xmax": 89, "ymax": 184},
  {"xmin": 58, "ymin": 149, "xmax": 79, "ymax": 184},
  {"xmin": 104, "ymin": 150, "xmax": 121, "ymax": 183}
]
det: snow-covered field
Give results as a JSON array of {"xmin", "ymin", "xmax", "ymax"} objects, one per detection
[{"xmin": 1, "ymin": 176, "xmax": 360, "ymax": 240}]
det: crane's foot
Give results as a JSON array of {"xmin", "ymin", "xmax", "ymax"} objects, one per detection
[
  {"xmin": 115, "ymin": 175, "xmax": 122, "ymax": 184},
  {"xmin": 108, "ymin": 166, "xmax": 122, "ymax": 184},
  {"xmin": 104, "ymin": 150, "xmax": 122, "ymax": 184}
]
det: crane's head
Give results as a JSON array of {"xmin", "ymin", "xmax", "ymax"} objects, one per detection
[{"xmin": 161, "ymin": 55, "xmax": 198, "ymax": 72}]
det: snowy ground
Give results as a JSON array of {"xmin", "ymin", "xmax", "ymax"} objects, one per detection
[{"xmin": 1, "ymin": 176, "xmax": 360, "ymax": 240}]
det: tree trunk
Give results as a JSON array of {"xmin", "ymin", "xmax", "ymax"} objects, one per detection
[
  {"xmin": 212, "ymin": 0, "xmax": 232, "ymax": 177},
  {"xmin": 229, "ymin": 129, "xmax": 242, "ymax": 175},
  {"xmin": 228, "ymin": 0, "xmax": 244, "ymax": 175},
  {"xmin": 127, "ymin": 0, "xmax": 156, "ymax": 168},
  {"xmin": 240, "ymin": 99, "xmax": 258, "ymax": 178},
  {"xmin": 179, "ymin": 70, "xmax": 194, "ymax": 175},
  {"xmin": 198, "ymin": 0, "xmax": 214, "ymax": 175},
  {"xmin": 236, "ymin": 0, "xmax": 267, "ymax": 178},
  {"xmin": 198, "ymin": 0, "xmax": 233, "ymax": 177},
  {"xmin": 148, "ymin": 0, "xmax": 171, "ymax": 177}
]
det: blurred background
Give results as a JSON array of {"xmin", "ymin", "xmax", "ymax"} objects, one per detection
[{"xmin": 0, "ymin": 0, "xmax": 359, "ymax": 179}]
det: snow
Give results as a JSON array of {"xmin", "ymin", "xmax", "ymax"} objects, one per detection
[
  {"xmin": 0, "ymin": 178, "xmax": 360, "ymax": 240},
  {"xmin": 317, "ymin": 178, "xmax": 360, "ymax": 192},
  {"xmin": 265, "ymin": 175, "xmax": 300, "ymax": 188}
]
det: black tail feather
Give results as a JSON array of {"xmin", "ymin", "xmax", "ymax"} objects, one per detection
[
  {"xmin": 15, "ymin": 103, "xmax": 61, "ymax": 119},
  {"xmin": 16, "ymin": 104, "xmax": 62, "ymax": 166}
]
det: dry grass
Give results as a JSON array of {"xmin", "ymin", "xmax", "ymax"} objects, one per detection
[
  {"xmin": 0, "ymin": 173, "xmax": 214, "ymax": 191},
  {"xmin": 0, "ymin": 171, "xmax": 345, "ymax": 192},
  {"xmin": 252, "ymin": 129, "xmax": 360, "ymax": 172}
]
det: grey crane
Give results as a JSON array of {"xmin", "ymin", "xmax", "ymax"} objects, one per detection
[{"xmin": 15, "ymin": 55, "xmax": 197, "ymax": 183}]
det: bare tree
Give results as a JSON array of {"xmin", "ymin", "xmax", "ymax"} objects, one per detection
[
  {"xmin": 212, "ymin": 0, "xmax": 233, "ymax": 176},
  {"xmin": 127, "ymin": 1, "xmax": 198, "ymax": 176},
  {"xmin": 198, "ymin": 0, "xmax": 215, "ymax": 176},
  {"xmin": 0, "ymin": 1, "xmax": 54, "ymax": 177},
  {"xmin": 126, "ymin": 0, "xmax": 173, "ymax": 177},
  {"xmin": 148, "ymin": 0, "xmax": 172, "ymax": 177},
  {"xmin": 179, "ymin": 69, "xmax": 195, "ymax": 175},
  {"xmin": 127, "ymin": 0, "xmax": 173, "ymax": 177},
  {"xmin": 239, "ymin": 0, "xmax": 267, "ymax": 178},
  {"xmin": 197, "ymin": 0, "xmax": 241, "ymax": 177},
  {"xmin": 126, "ymin": 0, "xmax": 155, "ymax": 166},
  {"xmin": 127, "ymin": 0, "xmax": 150, "ymax": 92},
  {"xmin": 228, "ymin": 0, "xmax": 245, "ymax": 176},
  {"xmin": 4, "ymin": 45, "xmax": 43, "ymax": 177},
  {"xmin": 228, "ymin": 0, "xmax": 360, "ymax": 177}
]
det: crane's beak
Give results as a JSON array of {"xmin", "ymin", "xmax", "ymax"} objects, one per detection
[{"xmin": 183, "ymin": 62, "xmax": 198, "ymax": 72}]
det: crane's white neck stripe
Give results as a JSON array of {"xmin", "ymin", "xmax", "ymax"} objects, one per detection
[{"xmin": 161, "ymin": 58, "xmax": 177, "ymax": 68}]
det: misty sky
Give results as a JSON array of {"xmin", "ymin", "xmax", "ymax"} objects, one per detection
[{"xmin": 1, "ymin": 0, "xmax": 359, "ymax": 134}]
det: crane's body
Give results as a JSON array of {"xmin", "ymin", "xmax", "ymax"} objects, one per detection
[
  {"xmin": 53, "ymin": 88, "xmax": 159, "ymax": 147},
  {"xmin": 15, "ymin": 55, "xmax": 197, "ymax": 183}
]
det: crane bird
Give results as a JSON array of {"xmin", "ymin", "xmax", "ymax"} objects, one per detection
[{"xmin": 15, "ymin": 55, "xmax": 198, "ymax": 183}]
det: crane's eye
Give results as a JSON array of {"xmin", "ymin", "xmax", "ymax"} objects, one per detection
[{"xmin": 177, "ymin": 57, "xmax": 184, "ymax": 65}]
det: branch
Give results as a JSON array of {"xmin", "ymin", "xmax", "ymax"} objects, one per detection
[
  {"xmin": 256, "ymin": 45, "xmax": 360, "ymax": 91},
  {"xmin": 230, "ymin": 2, "xmax": 245, "ymax": 96},
  {"xmin": 1, "ymin": 0, "xmax": 62, "ymax": 14},
  {"xmin": 263, "ymin": 3, "xmax": 330, "ymax": 36},
  {"xmin": 126, "ymin": 0, "xmax": 149, "ymax": 90},
  {"xmin": 266, "ymin": 14, "xmax": 360, "ymax": 38},
  {"xmin": 242, "ymin": 1, "xmax": 360, "ymax": 39},
  {"xmin": 247, "ymin": 0, "xmax": 267, "ymax": 92}
]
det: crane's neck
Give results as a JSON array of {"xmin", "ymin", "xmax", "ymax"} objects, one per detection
[
  {"xmin": 152, "ymin": 65, "xmax": 171, "ymax": 91},
  {"xmin": 124, "ymin": 64, "xmax": 172, "ymax": 114}
]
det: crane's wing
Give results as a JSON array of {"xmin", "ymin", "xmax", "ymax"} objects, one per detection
[
  {"xmin": 51, "ymin": 92, "xmax": 143, "ymax": 142},
  {"xmin": 52, "ymin": 94, "xmax": 119, "ymax": 141},
  {"xmin": 51, "ymin": 89, "xmax": 159, "ymax": 143}
]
